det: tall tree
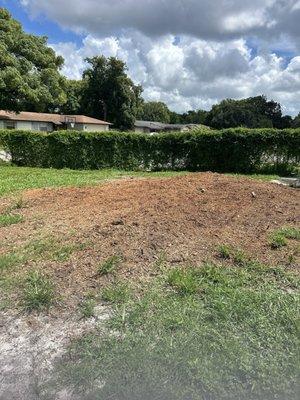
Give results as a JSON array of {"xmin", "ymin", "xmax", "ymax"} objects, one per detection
[
  {"xmin": 0, "ymin": 8, "xmax": 66, "ymax": 112},
  {"xmin": 81, "ymin": 56, "xmax": 143, "ymax": 130},
  {"xmin": 59, "ymin": 80, "xmax": 83, "ymax": 115},
  {"xmin": 206, "ymin": 96, "xmax": 291, "ymax": 129},
  {"xmin": 137, "ymin": 101, "xmax": 171, "ymax": 123},
  {"xmin": 292, "ymin": 113, "xmax": 300, "ymax": 128}
]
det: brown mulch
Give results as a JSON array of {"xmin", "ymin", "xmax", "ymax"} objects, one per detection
[{"xmin": 1, "ymin": 173, "xmax": 299, "ymax": 308}]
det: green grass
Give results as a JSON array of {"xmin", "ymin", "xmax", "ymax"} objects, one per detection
[
  {"xmin": 102, "ymin": 281, "xmax": 132, "ymax": 304},
  {"xmin": 269, "ymin": 226, "xmax": 300, "ymax": 249},
  {"xmin": 0, "ymin": 213, "xmax": 23, "ymax": 227},
  {"xmin": 0, "ymin": 165, "xmax": 185, "ymax": 197},
  {"xmin": 79, "ymin": 296, "xmax": 96, "ymax": 319},
  {"xmin": 97, "ymin": 255, "xmax": 122, "ymax": 276},
  {"xmin": 23, "ymin": 270, "xmax": 54, "ymax": 311},
  {"xmin": 228, "ymin": 173, "xmax": 280, "ymax": 181},
  {"xmin": 53, "ymin": 261, "xmax": 300, "ymax": 400},
  {"xmin": 0, "ymin": 165, "xmax": 281, "ymax": 198}
]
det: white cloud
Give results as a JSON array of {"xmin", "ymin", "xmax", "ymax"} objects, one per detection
[
  {"xmin": 52, "ymin": 32, "xmax": 300, "ymax": 116},
  {"xmin": 21, "ymin": 0, "xmax": 300, "ymax": 43},
  {"xmin": 19, "ymin": 0, "xmax": 300, "ymax": 116}
]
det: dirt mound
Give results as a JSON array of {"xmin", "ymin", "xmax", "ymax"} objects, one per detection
[{"xmin": 1, "ymin": 173, "xmax": 299, "ymax": 306}]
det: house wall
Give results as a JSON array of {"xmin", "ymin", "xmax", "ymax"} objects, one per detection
[
  {"xmin": 75, "ymin": 123, "xmax": 109, "ymax": 132},
  {"xmin": 16, "ymin": 121, "xmax": 34, "ymax": 130}
]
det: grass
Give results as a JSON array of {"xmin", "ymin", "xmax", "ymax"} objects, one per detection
[
  {"xmin": 0, "ymin": 213, "xmax": 23, "ymax": 227},
  {"xmin": 269, "ymin": 226, "xmax": 300, "ymax": 249},
  {"xmin": 102, "ymin": 281, "xmax": 132, "ymax": 304},
  {"xmin": 23, "ymin": 270, "xmax": 54, "ymax": 311},
  {"xmin": 54, "ymin": 261, "xmax": 300, "ymax": 400},
  {"xmin": 79, "ymin": 296, "xmax": 96, "ymax": 319},
  {"xmin": 97, "ymin": 255, "xmax": 122, "ymax": 276},
  {"xmin": 0, "ymin": 165, "xmax": 282, "ymax": 198},
  {"xmin": 217, "ymin": 244, "xmax": 249, "ymax": 266},
  {"xmin": 0, "ymin": 165, "xmax": 185, "ymax": 197}
]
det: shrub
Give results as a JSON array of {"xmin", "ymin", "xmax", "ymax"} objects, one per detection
[{"xmin": 0, "ymin": 128, "xmax": 299, "ymax": 173}]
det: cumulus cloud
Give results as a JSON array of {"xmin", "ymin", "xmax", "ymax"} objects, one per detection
[
  {"xmin": 20, "ymin": 0, "xmax": 300, "ymax": 115},
  {"xmin": 21, "ymin": 0, "xmax": 300, "ymax": 43},
  {"xmin": 51, "ymin": 32, "xmax": 300, "ymax": 116}
]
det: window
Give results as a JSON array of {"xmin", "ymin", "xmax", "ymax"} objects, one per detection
[
  {"xmin": 4, "ymin": 121, "xmax": 16, "ymax": 130},
  {"xmin": 32, "ymin": 122, "xmax": 49, "ymax": 132},
  {"xmin": 39, "ymin": 123, "xmax": 48, "ymax": 132}
]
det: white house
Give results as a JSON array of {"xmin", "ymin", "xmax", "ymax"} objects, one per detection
[{"xmin": 0, "ymin": 111, "xmax": 111, "ymax": 132}]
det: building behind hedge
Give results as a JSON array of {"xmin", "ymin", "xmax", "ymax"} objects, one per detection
[{"xmin": 0, "ymin": 110, "xmax": 111, "ymax": 132}]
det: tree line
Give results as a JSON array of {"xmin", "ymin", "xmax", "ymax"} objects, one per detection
[{"xmin": 1, "ymin": 7, "xmax": 299, "ymax": 131}]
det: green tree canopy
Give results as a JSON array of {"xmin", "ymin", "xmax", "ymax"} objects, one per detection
[
  {"xmin": 81, "ymin": 56, "xmax": 143, "ymax": 130},
  {"xmin": 59, "ymin": 80, "xmax": 83, "ymax": 115},
  {"xmin": 206, "ymin": 96, "xmax": 292, "ymax": 129},
  {"xmin": 292, "ymin": 113, "xmax": 300, "ymax": 128},
  {"xmin": 137, "ymin": 101, "xmax": 171, "ymax": 123},
  {"xmin": 0, "ymin": 8, "xmax": 66, "ymax": 112}
]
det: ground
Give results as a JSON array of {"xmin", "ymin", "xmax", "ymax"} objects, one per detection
[{"xmin": 0, "ymin": 167, "xmax": 299, "ymax": 400}]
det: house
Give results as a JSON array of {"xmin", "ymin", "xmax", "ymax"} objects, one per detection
[
  {"xmin": 134, "ymin": 120, "xmax": 208, "ymax": 134},
  {"xmin": 0, "ymin": 111, "xmax": 111, "ymax": 132}
]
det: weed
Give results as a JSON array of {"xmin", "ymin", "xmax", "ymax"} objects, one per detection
[
  {"xmin": 167, "ymin": 267, "xmax": 199, "ymax": 295},
  {"xmin": 0, "ymin": 252, "xmax": 23, "ymax": 271},
  {"xmin": 79, "ymin": 297, "xmax": 96, "ymax": 319},
  {"xmin": 0, "ymin": 213, "xmax": 23, "ymax": 227},
  {"xmin": 23, "ymin": 270, "xmax": 54, "ymax": 311},
  {"xmin": 269, "ymin": 226, "xmax": 300, "ymax": 249},
  {"xmin": 98, "ymin": 256, "xmax": 121, "ymax": 276},
  {"xmin": 217, "ymin": 244, "xmax": 231, "ymax": 259},
  {"xmin": 6, "ymin": 197, "xmax": 25, "ymax": 213},
  {"xmin": 102, "ymin": 281, "xmax": 132, "ymax": 304},
  {"xmin": 232, "ymin": 249, "xmax": 248, "ymax": 265},
  {"xmin": 154, "ymin": 251, "xmax": 167, "ymax": 271}
]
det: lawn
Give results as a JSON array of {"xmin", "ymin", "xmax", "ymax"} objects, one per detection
[
  {"xmin": 0, "ymin": 164, "xmax": 185, "ymax": 197},
  {"xmin": 0, "ymin": 164, "xmax": 279, "ymax": 197},
  {"xmin": 54, "ymin": 261, "xmax": 300, "ymax": 400}
]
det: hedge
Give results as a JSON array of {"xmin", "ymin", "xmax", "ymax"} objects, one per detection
[{"xmin": 0, "ymin": 128, "xmax": 299, "ymax": 174}]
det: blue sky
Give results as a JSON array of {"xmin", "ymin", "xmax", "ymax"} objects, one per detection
[
  {"xmin": 0, "ymin": 0, "xmax": 83, "ymax": 44},
  {"xmin": 1, "ymin": 0, "xmax": 299, "ymax": 115}
]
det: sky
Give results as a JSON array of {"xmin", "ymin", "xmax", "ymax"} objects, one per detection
[{"xmin": 1, "ymin": 0, "xmax": 300, "ymax": 116}]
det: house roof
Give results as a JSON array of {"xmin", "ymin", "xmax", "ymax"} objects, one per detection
[
  {"xmin": 135, "ymin": 120, "xmax": 207, "ymax": 131},
  {"xmin": 0, "ymin": 111, "xmax": 111, "ymax": 125}
]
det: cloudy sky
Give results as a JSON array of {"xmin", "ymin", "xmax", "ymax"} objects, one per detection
[{"xmin": 2, "ymin": 0, "xmax": 300, "ymax": 115}]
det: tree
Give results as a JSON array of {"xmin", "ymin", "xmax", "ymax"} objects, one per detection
[
  {"xmin": 206, "ymin": 95, "xmax": 291, "ymax": 129},
  {"xmin": 59, "ymin": 80, "xmax": 83, "ymax": 115},
  {"xmin": 81, "ymin": 56, "xmax": 142, "ymax": 130},
  {"xmin": 292, "ymin": 113, "xmax": 300, "ymax": 128},
  {"xmin": 180, "ymin": 109, "xmax": 208, "ymax": 125},
  {"xmin": 137, "ymin": 101, "xmax": 170, "ymax": 123},
  {"xmin": 0, "ymin": 8, "xmax": 66, "ymax": 112}
]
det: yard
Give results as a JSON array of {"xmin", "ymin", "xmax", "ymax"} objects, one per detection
[{"xmin": 0, "ymin": 165, "xmax": 299, "ymax": 400}]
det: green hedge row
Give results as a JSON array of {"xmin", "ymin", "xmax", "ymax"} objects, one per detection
[{"xmin": 0, "ymin": 128, "xmax": 299, "ymax": 173}]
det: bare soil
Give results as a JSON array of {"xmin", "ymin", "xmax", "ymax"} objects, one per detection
[
  {"xmin": 1, "ymin": 173, "xmax": 299, "ymax": 309},
  {"xmin": 0, "ymin": 173, "xmax": 299, "ymax": 399}
]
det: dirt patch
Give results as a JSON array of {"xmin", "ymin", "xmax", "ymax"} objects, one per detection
[
  {"xmin": 1, "ymin": 173, "xmax": 299, "ymax": 308},
  {"xmin": 0, "ymin": 172, "xmax": 299, "ymax": 399},
  {"xmin": 0, "ymin": 307, "xmax": 110, "ymax": 400}
]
